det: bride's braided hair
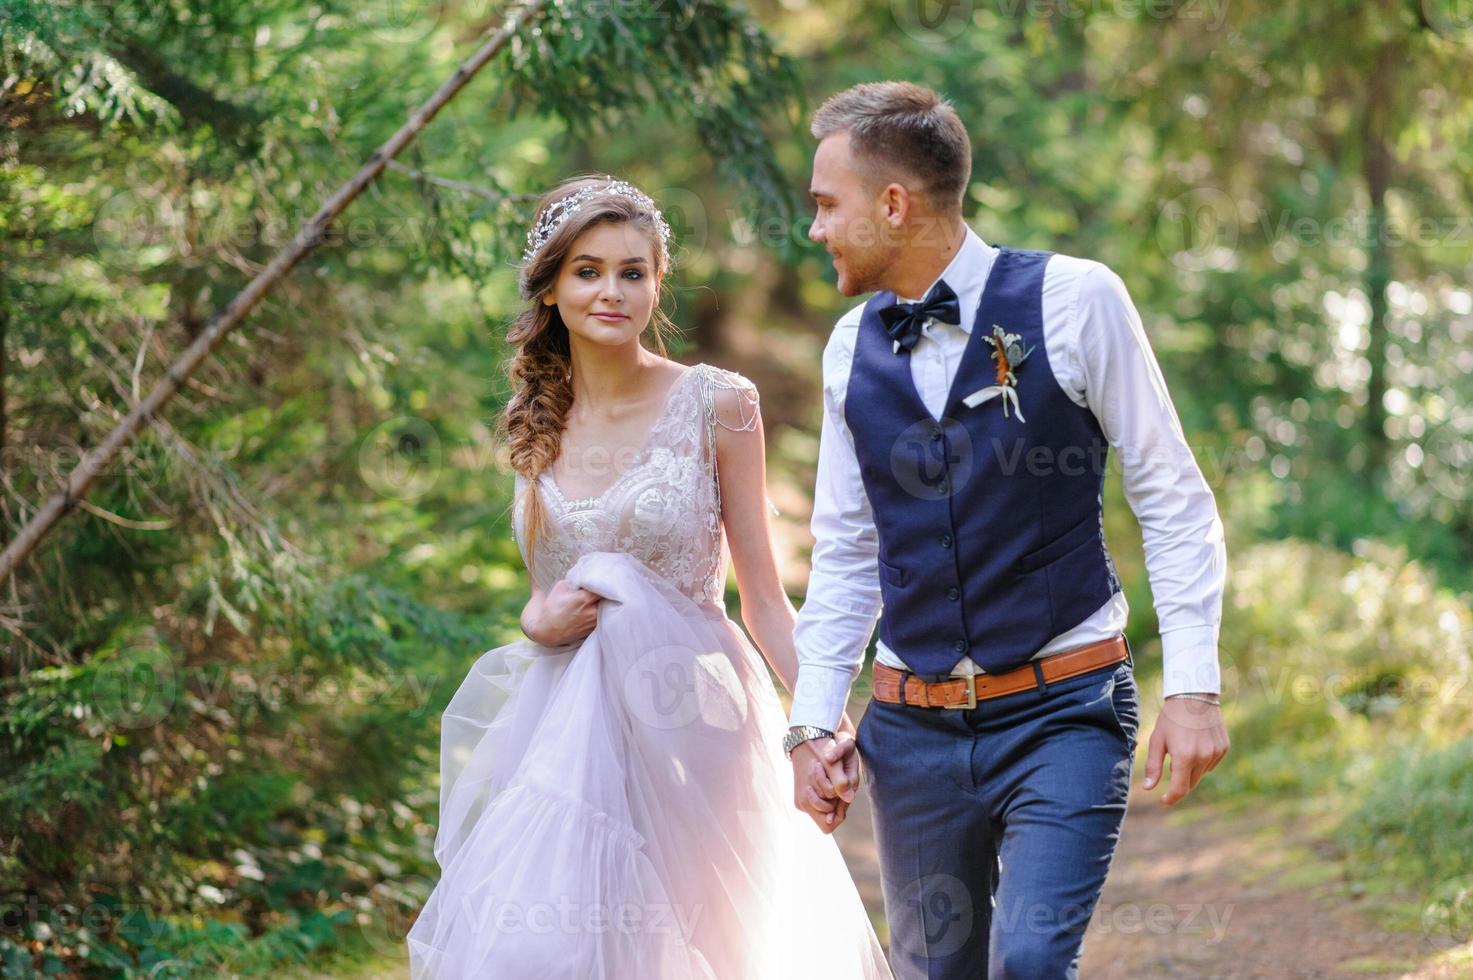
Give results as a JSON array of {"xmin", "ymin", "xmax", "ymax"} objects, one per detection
[{"xmin": 501, "ymin": 174, "xmax": 678, "ymax": 562}]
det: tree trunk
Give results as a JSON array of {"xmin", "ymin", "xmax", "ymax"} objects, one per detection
[
  {"xmin": 1360, "ymin": 47, "xmax": 1395, "ymax": 481},
  {"xmin": 0, "ymin": 251, "xmax": 7, "ymax": 482}
]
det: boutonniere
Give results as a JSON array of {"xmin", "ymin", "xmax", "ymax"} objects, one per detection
[{"xmin": 961, "ymin": 325, "xmax": 1034, "ymax": 422}]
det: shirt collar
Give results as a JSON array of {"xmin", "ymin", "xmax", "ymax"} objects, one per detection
[{"xmin": 895, "ymin": 224, "xmax": 995, "ymax": 335}]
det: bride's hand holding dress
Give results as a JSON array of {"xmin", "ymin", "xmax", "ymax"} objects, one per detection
[{"xmin": 520, "ymin": 578, "xmax": 600, "ymax": 647}]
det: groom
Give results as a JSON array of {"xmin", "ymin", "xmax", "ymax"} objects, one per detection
[{"xmin": 782, "ymin": 81, "xmax": 1231, "ymax": 978}]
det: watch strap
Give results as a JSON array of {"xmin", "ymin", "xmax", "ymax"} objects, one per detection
[{"xmin": 783, "ymin": 725, "xmax": 835, "ymax": 758}]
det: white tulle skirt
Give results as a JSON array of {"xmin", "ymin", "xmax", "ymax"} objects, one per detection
[{"xmin": 406, "ymin": 550, "xmax": 893, "ymax": 979}]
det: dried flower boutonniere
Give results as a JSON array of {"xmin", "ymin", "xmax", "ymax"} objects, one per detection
[{"xmin": 962, "ymin": 325, "xmax": 1035, "ymax": 421}]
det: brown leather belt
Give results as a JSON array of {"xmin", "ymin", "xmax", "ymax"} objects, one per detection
[{"xmin": 872, "ymin": 635, "xmax": 1130, "ymax": 709}]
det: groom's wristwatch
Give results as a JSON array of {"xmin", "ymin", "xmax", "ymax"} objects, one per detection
[{"xmin": 783, "ymin": 725, "xmax": 835, "ymax": 758}]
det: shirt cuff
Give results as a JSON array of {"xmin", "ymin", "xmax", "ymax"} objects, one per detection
[
  {"xmin": 787, "ymin": 663, "xmax": 861, "ymax": 732},
  {"xmin": 1159, "ymin": 624, "xmax": 1221, "ymax": 698}
]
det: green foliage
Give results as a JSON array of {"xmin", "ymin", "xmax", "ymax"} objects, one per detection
[
  {"xmin": 1184, "ymin": 534, "xmax": 1471, "ymax": 896},
  {"xmin": 0, "ymin": 597, "xmax": 471, "ymax": 973},
  {"xmin": 1341, "ymin": 738, "xmax": 1473, "ymax": 890},
  {"xmin": 0, "ymin": 1, "xmax": 176, "ymax": 127},
  {"xmin": 1222, "ymin": 538, "xmax": 1471, "ymax": 743},
  {"xmin": 502, "ymin": 0, "xmax": 806, "ymax": 246}
]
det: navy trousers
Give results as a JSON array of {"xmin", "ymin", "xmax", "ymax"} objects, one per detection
[{"xmin": 854, "ymin": 654, "xmax": 1139, "ymax": 980}]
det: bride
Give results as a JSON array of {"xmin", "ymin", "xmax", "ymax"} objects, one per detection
[{"xmin": 405, "ymin": 175, "xmax": 893, "ymax": 979}]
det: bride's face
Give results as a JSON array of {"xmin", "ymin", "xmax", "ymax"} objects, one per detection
[
  {"xmin": 543, "ymin": 221, "xmax": 659, "ymax": 347},
  {"xmin": 808, "ymin": 131, "xmax": 900, "ymax": 297}
]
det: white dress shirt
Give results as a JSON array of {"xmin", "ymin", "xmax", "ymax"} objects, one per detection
[{"xmin": 788, "ymin": 225, "xmax": 1227, "ymax": 732}]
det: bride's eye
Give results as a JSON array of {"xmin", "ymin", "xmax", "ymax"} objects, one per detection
[{"xmin": 574, "ymin": 267, "xmax": 642, "ymax": 279}]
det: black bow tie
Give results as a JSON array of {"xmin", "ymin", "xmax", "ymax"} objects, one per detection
[{"xmin": 878, "ymin": 279, "xmax": 961, "ymax": 354}]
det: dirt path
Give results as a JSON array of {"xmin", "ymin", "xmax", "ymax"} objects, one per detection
[
  {"xmin": 832, "ymin": 704, "xmax": 1470, "ymax": 979},
  {"xmin": 1076, "ymin": 786, "xmax": 1467, "ymax": 979}
]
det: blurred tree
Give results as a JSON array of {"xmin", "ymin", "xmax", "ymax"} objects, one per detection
[{"xmin": 1114, "ymin": 0, "xmax": 1473, "ymax": 569}]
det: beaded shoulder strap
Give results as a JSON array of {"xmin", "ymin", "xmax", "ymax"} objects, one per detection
[{"xmin": 693, "ymin": 364, "xmax": 772, "ymax": 525}]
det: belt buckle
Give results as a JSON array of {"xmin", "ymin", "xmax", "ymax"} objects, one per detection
[{"xmin": 953, "ymin": 673, "xmax": 976, "ymax": 710}]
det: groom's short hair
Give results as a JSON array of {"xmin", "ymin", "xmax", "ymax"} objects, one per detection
[{"xmin": 811, "ymin": 81, "xmax": 971, "ymax": 215}]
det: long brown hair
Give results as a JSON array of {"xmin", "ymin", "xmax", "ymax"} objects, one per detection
[{"xmin": 501, "ymin": 174, "xmax": 678, "ymax": 563}]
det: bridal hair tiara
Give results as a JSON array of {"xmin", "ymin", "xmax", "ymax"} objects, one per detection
[{"xmin": 521, "ymin": 179, "xmax": 673, "ymax": 264}]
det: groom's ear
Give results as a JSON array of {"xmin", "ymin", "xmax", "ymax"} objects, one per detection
[{"xmin": 880, "ymin": 182, "xmax": 912, "ymax": 227}]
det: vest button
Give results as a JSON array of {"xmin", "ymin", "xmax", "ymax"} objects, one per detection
[
  {"xmin": 947, "ymin": 587, "xmax": 959, "ymax": 601},
  {"xmin": 953, "ymin": 638, "xmax": 968, "ymax": 653},
  {"xmin": 930, "ymin": 428, "xmax": 943, "ymax": 443},
  {"xmin": 939, "ymin": 533, "xmax": 953, "ymax": 548},
  {"xmin": 937, "ymin": 481, "xmax": 950, "ymax": 495}
]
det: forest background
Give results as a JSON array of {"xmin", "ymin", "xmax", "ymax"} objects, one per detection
[{"xmin": 3, "ymin": 0, "xmax": 1471, "ymax": 975}]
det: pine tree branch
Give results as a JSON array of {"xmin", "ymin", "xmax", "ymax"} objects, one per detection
[{"xmin": 0, "ymin": 0, "xmax": 554, "ymax": 586}]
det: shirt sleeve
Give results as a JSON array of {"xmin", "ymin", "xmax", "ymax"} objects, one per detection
[
  {"xmin": 1072, "ymin": 263, "xmax": 1227, "ymax": 697},
  {"xmin": 789, "ymin": 337, "xmax": 884, "ymax": 732}
]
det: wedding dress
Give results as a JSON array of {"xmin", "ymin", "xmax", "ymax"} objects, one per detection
[{"xmin": 406, "ymin": 362, "xmax": 893, "ymax": 979}]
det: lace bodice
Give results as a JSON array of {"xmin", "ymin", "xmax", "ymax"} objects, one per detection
[{"xmin": 513, "ymin": 363, "xmax": 761, "ymax": 606}]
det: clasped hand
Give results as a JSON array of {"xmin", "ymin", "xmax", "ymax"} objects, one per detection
[{"xmin": 788, "ymin": 715, "xmax": 861, "ymax": 834}]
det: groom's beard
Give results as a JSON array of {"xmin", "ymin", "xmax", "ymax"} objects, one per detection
[{"xmin": 835, "ymin": 245, "xmax": 897, "ymax": 296}]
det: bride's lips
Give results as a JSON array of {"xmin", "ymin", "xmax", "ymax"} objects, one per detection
[{"xmin": 591, "ymin": 312, "xmax": 629, "ymax": 322}]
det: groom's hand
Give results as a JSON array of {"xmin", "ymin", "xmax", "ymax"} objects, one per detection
[
  {"xmin": 1143, "ymin": 696, "xmax": 1230, "ymax": 805},
  {"xmin": 790, "ymin": 730, "xmax": 858, "ymax": 833},
  {"xmin": 829, "ymin": 713, "xmax": 862, "ymax": 808},
  {"xmin": 791, "ymin": 739, "xmax": 840, "ymax": 833},
  {"xmin": 789, "ymin": 736, "xmax": 848, "ymax": 831}
]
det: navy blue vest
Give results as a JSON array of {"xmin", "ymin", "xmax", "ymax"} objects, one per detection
[{"xmin": 845, "ymin": 247, "xmax": 1121, "ymax": 677}]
